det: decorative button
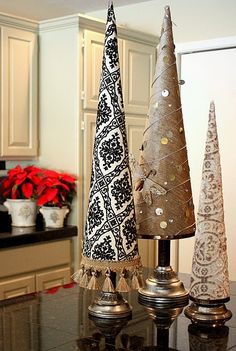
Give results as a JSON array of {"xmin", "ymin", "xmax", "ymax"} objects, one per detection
[
  {"xmin": 155, "ymin": 208, "xmax": 163, "ymax": 216},
  {"xmin": 161, "ymin": 137, "xmax": 168, "ymax": 145},
  {"xmin": 162, "ymin": 89, "xmax": 169, "ymax": 97},
  {"xmin": 160, "ymin": 221, "xmax": 168, "ymax": 229}
]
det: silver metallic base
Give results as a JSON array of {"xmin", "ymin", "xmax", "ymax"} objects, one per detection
[
  {"xmin": 89, "ymin": 313, "xmax": 131, "ymax": 338},
  {"xmin": 139, "ymin": 266, "xmax": 189, "ymax": 308},
  {"xmin": 88, "ymin": 291, "xmax": 132, "ymax": 319},
  {"xmin": 142, "ymin": 304, "xmax": 184, "ymax": 329},
  {"xmin": 185, "ymin": 302, "xmax": 232, "ymax": 327}
]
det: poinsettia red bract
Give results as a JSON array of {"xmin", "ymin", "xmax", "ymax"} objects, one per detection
[
  {"xmin": 0, "ymin": 165, "xmax": 77, "ymax": 207},
  {"xmin": 0, "ymin": 165, "xmax": 42, "ymax": 200}
]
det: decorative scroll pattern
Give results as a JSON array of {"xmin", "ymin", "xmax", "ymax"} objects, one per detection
[{"xmin": 190, "ymin": 102, "xmax": 230, "ymax": 300}]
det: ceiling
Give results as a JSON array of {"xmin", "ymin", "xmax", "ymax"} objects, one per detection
[{"xmin": 0, "ymin": 0, "xmax": 151, "ymax": 21}]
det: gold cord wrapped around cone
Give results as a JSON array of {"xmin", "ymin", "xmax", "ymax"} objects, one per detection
[
  {"xmin": 189, "ymin": 101, "xmax": 230, "ymax": 301},
  {"xmin": 132, "ymin": 6, "xmax": 195, "ymax": 239}
]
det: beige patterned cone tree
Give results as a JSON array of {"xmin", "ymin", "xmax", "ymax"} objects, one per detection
[
  {"xmin": 189, "ymin": 101, "xmax": 230, "ymax": 301},
  {"xmin": 132, "ymin": 6, "xmax": 195, "ymax": 240}
]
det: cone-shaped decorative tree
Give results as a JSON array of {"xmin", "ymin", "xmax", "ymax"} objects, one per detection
[
  {"xmin": 185, "ymin": 101, "xmax": 232, "ymax": 326},
  {"xmin": 72, "ymin": 0, "xmax": 142, "ymax": 318},
  {"xmin": 131, "ymin": 5, "xmax": 195, "ymax": 306}
]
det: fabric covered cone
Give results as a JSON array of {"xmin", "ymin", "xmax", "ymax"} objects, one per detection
[
  {"xmin": 189, "ymin": 101, "xmax": 230, "ymax": 301},
  {"xmin": 73, "ymin": 1, "xmax": 141, "ymax": 292},
  {"xmin": 131, "ymin": 6, "xmax": 195, "ymax": 239}
]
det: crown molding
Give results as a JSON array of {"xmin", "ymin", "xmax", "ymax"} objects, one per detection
[
  {"xmin": 38, "ymin": 13, "xmax": 158, "ymax": 46},
  {"xmin": 79, "ymin": 14, "xmax": 159, "ymax": 46},
  {"xmin": 39, "ymin": 14, "xmax": 79, "ymax": 33},
  {"xmin": 0, "ymin": 11, "xmax": 159, "ymax": 46},
  {"xmin": 0, "ymin": 12, "xmax": 38, "ymax": 32}
]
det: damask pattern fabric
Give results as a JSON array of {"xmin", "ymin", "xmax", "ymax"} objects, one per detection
[
  {"xmin": 75, "ymin": 2, "xmax": 141, "ymax": 287},
  {"xmin": 189, "ymin": 102, "xmax": 230, "ymax": 301}
]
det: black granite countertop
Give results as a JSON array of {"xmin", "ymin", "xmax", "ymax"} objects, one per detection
[
  {"xmin": 0, "ymin": 225, "xmax": 78, "ymax": 249},
  {"xmin": 0, "ymin": 212, "xmax": 77, "ymax": 249},
  {"xmin": 0, "ymin": 270, "xmax": 235, "ymax": 351}
]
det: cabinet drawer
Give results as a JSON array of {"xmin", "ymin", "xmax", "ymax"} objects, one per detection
[
  {"xmin": 0, "ymin": 240, "xmax": 71, "ymax": 278},
  {"xmin": 36, "ymin": 267, "xmax": 71, "ymax": 292},
  {"xmin": 0, "ymin": 275, "xmax": 35, "ymax": 300}
]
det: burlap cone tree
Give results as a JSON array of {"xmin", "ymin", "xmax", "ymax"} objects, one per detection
[
  {"xmin": 132, "ymin": 6, "xmax": 195, "ymax": 239},
  {"xmin": 73, "ymin": 1, "xmax": 142, "ymax": 293},
  {"xmin": 189, "ymin": 101, "xmax": 230, "ymax": 301}
]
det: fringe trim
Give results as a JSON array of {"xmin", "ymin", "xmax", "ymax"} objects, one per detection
[
  {"xmin": 87, "ymin": 271, "xmax": 100, "ymax": 290},
  {"xmin": 102, "ymin": 269, "xmax": 115, "ymax": 292},
  {"xmin": 80, "ymin": 270, "xmax": 90, "ymax": 288},
  {"xmin": 80, "ymin": 254, "xmax": 142, "ymax": 273},
  {"xmin": 71, "ymin": 266, "xmax": 84, "ymax": 283},
  {"xmin": 72, "ymin": 255, "xmax": 143, "ymax": 292},
  {"xmin": 116, "ymin": 270, "xmax": 131, "ymax": 292},
  {"xmin": 131, "ymin": 272, "xmax": 141, "ymax": 290}
]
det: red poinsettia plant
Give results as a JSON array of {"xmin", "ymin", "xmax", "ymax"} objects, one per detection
[
  {"xmin": 37, "ymin": 169, "xmax": 77, "ymax": 208},
  {"xmin": 0, "ymin": 165, "xmax": 42, "ymax": 200},
  {"xmin": 0, "ymin": 165, "xmax": 77, "ymax": 208}
]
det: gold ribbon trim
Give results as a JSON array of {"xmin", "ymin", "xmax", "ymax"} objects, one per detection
[{"xmin": 80, "ymin": 254, "xmax": 142, "ymax": 273}]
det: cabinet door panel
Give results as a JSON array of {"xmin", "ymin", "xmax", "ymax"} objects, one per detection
[
  {"xmin": 0, "ymin": 275, "xmax": 35, "ymax": 300},
  {"xmin": 36, "ymin": 267, "xmax": 71, "ymax": 292},
  {"xmin": 0, "ymin": 27, "xmax": 38, "ymax": 157},
  {"xmin": 126, "ymin": 116, "xmax": 156, "ymax": 268},
  {"xmin": 0, "ymin": 240, "xmax": 71, "ymax": 277},
  {"xmin": 123, "ymin": 40, "xmax": 155, "ymax": 115},
  {"xmin": 126, "ymin": 115, "xmax": 146, "ymax": 159},
  {"xmin": 83, "ymin": 30, "xmax": 104, "ymax": 110},
  {"xmin": 83, "ymin": 30, "xmax": 123, "ymax": 110},
  {"xmin": 0, "ymin": 295, "xmax": 39, "ymax": 350},
  {"xmin": 83, "ymin": 112, "xmax": 96, "ymax": 218}
]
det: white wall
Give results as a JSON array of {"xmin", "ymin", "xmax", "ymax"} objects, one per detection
[
  {"xmin": 87, "ymin": 0, "xmax": 236, "ymax": 43},
  {"xmin": 38, "ymin": 23, "xmax": 79, "ymax": 225},
  {"xmin": 178, "ymin": 43, "xmax": 236, "ymax": 281}
]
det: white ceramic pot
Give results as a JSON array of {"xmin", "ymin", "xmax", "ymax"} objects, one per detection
[
  {"xmin": 39, "ymin": 206, "xmax": 69, "ymax": 228},
  {"xmin": 4, "ymin": 199, "xmax": 37, "ymax": 227}
]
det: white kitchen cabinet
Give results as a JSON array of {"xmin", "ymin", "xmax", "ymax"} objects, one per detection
[
  {"xmin": 0, "ymin": 239, "xmax": 73, "ymax": 300},
  {"xmin": 0, "ymin": 275, "xmax": 35, "ymax": 300},
  {"xmin": 122, "ymin": 39, "xmax": 156, "ymax": 115},
  {"xmin": 36, "ymin": 267, "xmax": 71, "ymax": 291},
  {"xmin": 0, "ymin": 17, "xmax": 38, "ymax": 159},
  {"xmin": 82, "ymin": 29, "xmax": 155, "ymax": 114},
  {"xmin": 0, "ymin": 294, "xmax": 39, "ymax": 350}
]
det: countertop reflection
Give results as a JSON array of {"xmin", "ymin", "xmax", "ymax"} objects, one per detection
[{"xmin": 0, "ymin": 272, "xmax": 235, "ymax": 351}]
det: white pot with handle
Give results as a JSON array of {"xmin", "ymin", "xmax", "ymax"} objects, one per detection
[
  {"xmin": 39, "ymin": 206, "xmax": 69, "ymax": 228},
  {"xmin": 4, "ymin": 199, "xmax": 37, "ymax": 227}
]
